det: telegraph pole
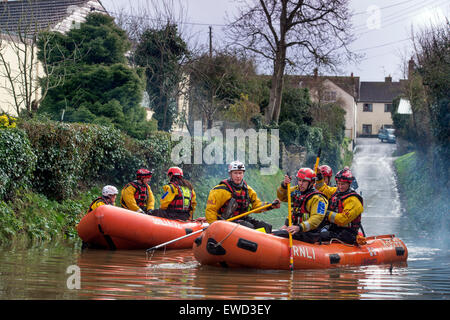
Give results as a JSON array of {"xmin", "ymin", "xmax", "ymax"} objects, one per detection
[{"xmin": 209, "ymin": 26, "xmax": 212, "ymax": 58}]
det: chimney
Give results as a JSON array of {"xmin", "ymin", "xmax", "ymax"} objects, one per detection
[
  {"xmin": 350, "ymin": 72, "xmax": 354, "ymax": 78},
  {"xmin": 313, "ymin": 68, "xmax": 318, "ymax": 78},
  {"xmin": 385, "ymin": 75, "xmax": 392, "ymax": 83},
  {"xmin": 408, "ymin": 58, "xmax": 415, "ymax": 79}
]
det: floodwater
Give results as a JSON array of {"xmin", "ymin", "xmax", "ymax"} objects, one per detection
[{"xmin": 0, "ymin": 138, "xmax": 449, "ymax": 301}]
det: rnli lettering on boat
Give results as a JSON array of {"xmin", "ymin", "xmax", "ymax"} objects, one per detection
[{"xmin": 292, "ymin": 245, "xmax": 316, "ymax": 260}]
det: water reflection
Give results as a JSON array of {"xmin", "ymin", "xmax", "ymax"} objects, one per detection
[
  {"xmin": 70, "ymin": 248, "xmax": 411, "ymax": 300},
  {"xmin": 0, "ymin": 236, "xmax": 448, "ymax": 300}
]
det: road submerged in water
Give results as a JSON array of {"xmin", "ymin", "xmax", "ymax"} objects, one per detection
[{"xmin": 0, "ymin": 138, "xmax": 449, "ymax": 300}]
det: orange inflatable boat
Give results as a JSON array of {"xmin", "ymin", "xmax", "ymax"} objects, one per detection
[
  {"xmin": 77, "ymin": 205, "xmax": 206, "ymax": 250},
  {"xmin": 193, "ymin": 221, "xmax": 408, "ymax": 269}
]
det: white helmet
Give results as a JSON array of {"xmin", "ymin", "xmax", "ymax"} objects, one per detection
[
  {"xmin": 102, "ymin": 185, "xmax": 118, "ymax": 197},
  {"xmin": 228, "ymin": 160, "xmax": 245, "ymax": 172}
]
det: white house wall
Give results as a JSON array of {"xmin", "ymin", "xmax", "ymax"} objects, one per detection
[
  {"xmin": 319, "ymin": 79, "xmax": 357, "ymax": 148},
  {"xmin": 357, "ymin": 102, "xmax": 393, "ymax": 136},
  {"xmin": 0, "ymin": 40, "xmax": 44, "ymax": 116}
]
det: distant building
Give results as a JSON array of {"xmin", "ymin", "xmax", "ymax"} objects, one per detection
[
  {"xmin": 0, "ymin": 0, "xmax": 106, "ymax": 116},
  {"xmin": 287, "ymin": 69, "xmax": 360, "ymax": 150},
  {"xmin": 357, "ymin": 76, "xmax": 406, "ymax": 136}
]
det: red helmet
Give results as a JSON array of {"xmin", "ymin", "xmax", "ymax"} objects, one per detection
[
  {"xmin": 296, "ymin": 168, "xmax": 316, "ymax": 181},
  {"xmin": 319, "ymin": 165, "xmax": 333, "ymax": 177},
  {"xmin": 167, "ymin": 166, "xmax": 183, "ymax": 177},
  {"xmin": 335, "ymin": 167, "xmax": 354, "ymax": 183},
  {"xmin": 137, "ymin": 168, "xmax": 152, "ymax": 180}
]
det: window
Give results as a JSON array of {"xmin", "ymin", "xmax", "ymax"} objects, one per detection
[
  {"xmin": 323, "ymin": 91, "xmax": 337, "ymax": 102},
  {"xmin": 363, "ymin": 103, "xmax": 373, "ymax": 112},
  {"xmin": 362, "ymin": 124, "xmax": 372, "ymax": 135},
  {"xmin": 385, "ymin": 103, "xmax": 392, "ymax": 112}
]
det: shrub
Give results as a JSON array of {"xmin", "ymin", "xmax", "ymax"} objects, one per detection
[
  {"xmin": 279, "ymin": 120, "xmax": 299, "ymax": 146},
  {"xmin": 0, "ymin": 128, "xmax": 37, "ymax": 200}
]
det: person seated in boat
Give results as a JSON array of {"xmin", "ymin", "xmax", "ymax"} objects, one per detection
[
  {"xmin": 319, "ymin": 164, "xmax": 333, "ymax": 186},
  {"xmin": 120, "ymin": 168, "xmax": 155, "ymax": 214},
  {"xmin": 87, "ymin": 185, "xmax": 118, "ymax": 213},
  {"xmin": 205, "ymin": 160, "xmax": 280, "ymax": 233},
  {"xmin": 149, "ymin": 166, "xmax": 197, "ymax": 221},
  {"xmin": 316, "ymin": 167, "xmax": 364, "ymax": 245},
  {"xmin": 273, "ymin": 168, "xmax": 329, "ymax": 244}
]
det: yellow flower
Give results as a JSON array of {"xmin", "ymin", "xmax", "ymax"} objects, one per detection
[{"xmin": 0, "ymin": 114, "xmax": 17, "ymax": 129}]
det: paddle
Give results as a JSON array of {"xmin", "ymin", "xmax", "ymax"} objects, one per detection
[
  {"xmin": 145, "ymin": 202, "xmax": 275, "ymax": 252},
  {"xmin": 287, "ymin": 181, "xmax": 294, "ymax": 271}
]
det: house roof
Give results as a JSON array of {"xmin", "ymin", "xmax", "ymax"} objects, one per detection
[
  {"xmin": 285, "ymin": 74, "xmax": 361, "ymax": 100},
  {"xmin": 0, "ymin": 0, "xmax": 107, "ymax": 36},
  {"xmin": 358, "ymin": 80, "xmax": 405, "ymax": 103}
]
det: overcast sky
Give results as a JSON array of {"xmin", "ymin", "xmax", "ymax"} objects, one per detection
[{"xmin": 101, "ymin": 0, "xmax": 449, "ymax": 82}]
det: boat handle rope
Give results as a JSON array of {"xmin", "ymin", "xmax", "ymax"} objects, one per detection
[
  {"xmin": 212, "ymin": 223, "xmax": 241, "ymax": 248},
  {"xmin": 327, "ymin": 238, "xmax": 359, "ymax": 247}
]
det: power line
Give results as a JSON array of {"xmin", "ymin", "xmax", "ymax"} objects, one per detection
[
  {"xmin": 352, "ymin": 0, "xmax": 440, "ymax": 33},
  {"xmin": 354, "ymin": 36, "xmax": 414, "ymax": 52},
  {"xmin": 352, "ymin": 0, "xmax": 420, "ymax": 16}
]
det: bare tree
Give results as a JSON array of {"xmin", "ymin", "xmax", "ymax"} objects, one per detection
[
  {"xmin": 225, "ymin": 0, "xmax": 356, "ymax": 124},
  {"xmin": 187, "ymin": 50, "xmax": 258, "ymax": 130}
]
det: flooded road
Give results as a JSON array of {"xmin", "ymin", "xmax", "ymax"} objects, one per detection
[{"xmin": 0, "ymin": 138, "xmax": 449, "ymax": 300}]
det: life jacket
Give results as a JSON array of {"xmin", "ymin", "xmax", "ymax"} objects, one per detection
[
  {"xmin": 166, "ymin": 182, "xmax": 193, "ymax": 214},
  {"xmin": 328, "ymin": 189, "xmax": 364, "ymax": 233},
  {"xmin": 121, "ymin": 180, "xmax": 149, "ymax": 210},
  {"xmin": 88, "ymin": 196, "xmax": 113, "ymax": 213},
  {"xmin": 216, "ymin": 179, "xmax": 250, "ymax": 218},
  {"xmin": 291, "ymin": 188, "xmax": 326, "ymax": 225}
]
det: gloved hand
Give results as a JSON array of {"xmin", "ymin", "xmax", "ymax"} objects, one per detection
[
  {"xmin": 283, "ymin": 175, "xmax": 292, "ymax": 187},
  {"xmin": 316, "ymin": 170, "xmax": 323, "ymax": 181},
  {"xmin": 271, "ymin": 199, "xmax": 281, "ymax": 209},
  {"xmin": 325, "ymin": 210, "xmax": 334, "ymax": 221}
]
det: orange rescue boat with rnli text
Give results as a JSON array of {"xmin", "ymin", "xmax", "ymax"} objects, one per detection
[
  {"xmin": 193, "ymin": 220, "xmax": 408, "ymax": 269},
  {"xmin": 77, "ymin": 205, "xmax": 206, "ymax": 250}
]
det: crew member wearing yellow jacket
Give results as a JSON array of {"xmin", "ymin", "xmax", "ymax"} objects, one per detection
[
  {"xmin": 151, "ymin": 167, "xmax": 197, "ymax": 221},
  {"xmin": 87, "ymin": 185, "xmax": 118, "ymax": 213},
  {"xmin": 273, "ymin": 168, "xmax": 328, "ymax": 243},
  {"xmin": 120, "ymin": 169, "xmax": 155, "ymax": 213},
  {"xmin": 316, "ymin": 167, "xmax": 364, "ymax": 244},
  {"xmin": 205, "ymin": 161, "xmax": 280, "ymax": 233}
]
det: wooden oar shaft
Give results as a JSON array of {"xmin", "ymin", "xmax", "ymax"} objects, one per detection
[
  {"xmin": 146, "ymin": 228, "xmax": 205, "ymax": 252},
  {"xmin": 227, "ymin": 203, "xmax": 273, "ymax": 222},
  {"xmin": 146, "ymin": 203, "xmax": 273, "ymax": 252}
]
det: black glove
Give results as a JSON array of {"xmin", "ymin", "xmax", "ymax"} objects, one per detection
[
  {"xmin": 316, "ymin": 171, "xmax": 323, "ymax": 181},
  {"xmin": 271, "ymin": 199, "xmax": 281, "ymax": 209}
]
